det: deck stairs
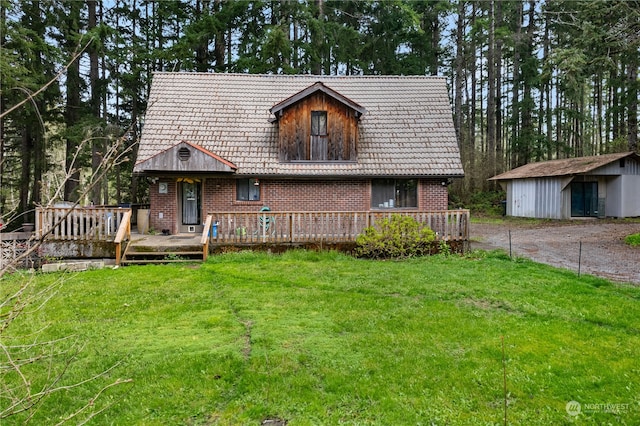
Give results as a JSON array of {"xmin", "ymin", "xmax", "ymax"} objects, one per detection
[{"xmin": 120, "ymin": 234, "xmax": 205, "ymax": 265}]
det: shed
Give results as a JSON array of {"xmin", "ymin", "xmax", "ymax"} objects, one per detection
[{"xmin": 489, "ymin": 152, "xmax": 640, "ymax": 219}]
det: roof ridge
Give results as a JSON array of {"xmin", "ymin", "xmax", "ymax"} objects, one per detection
[{"xmin": 152, "ymin": 71, "xmax": 447, "ymax": 80}]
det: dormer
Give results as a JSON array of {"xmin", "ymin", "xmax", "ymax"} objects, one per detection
[{"xmin": 270, "ymin": 82, "xmax": 366, "ymax": 162}]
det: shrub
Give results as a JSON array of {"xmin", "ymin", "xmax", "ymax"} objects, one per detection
[
  {"xmin": 355, "ymin": 214, "xmax": 437, "ymax": 259},
  {"xmin": 624, "ymin": 233, "xmax": 640, "ymax": 247}
]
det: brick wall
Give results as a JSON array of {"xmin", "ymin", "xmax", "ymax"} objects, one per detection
[
  {"xmin": 148, "ymin": 177, "xmax": 449, "ymax": 231},
  {"xmin": 149, "ymin": 181, "xmax": 178, "ymax": 234},
  {"xmin": 419, "ymin": 179, "xmax": 449, "ymax": 211}
]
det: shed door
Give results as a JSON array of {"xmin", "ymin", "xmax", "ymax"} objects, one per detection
[{"xmin": 571, "ymin": 182, "xmax": 598, "ymax": 217}]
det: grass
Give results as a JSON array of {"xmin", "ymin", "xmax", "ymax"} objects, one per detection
[
  {"xmin": 2, "ymin": 250, "xmax": 640, "ymax": 425},
  {"xmin": 625, "ymin": 233, "xmax": 640, "ymax": 247}
]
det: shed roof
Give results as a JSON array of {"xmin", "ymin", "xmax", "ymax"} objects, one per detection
[
  {"xmin": 135, "ymin": 73, "xmax": 464, "ymax": 178},
  {"xmin": 489, "ymin": 152, "xmax": 639, "ymax": 180}
]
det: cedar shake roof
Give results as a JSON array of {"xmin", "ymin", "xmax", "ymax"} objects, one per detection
[
  {"xmin": 135, "ymin": 73, "xmax": 464, "ymax": 178},
  {"xmin": 489, "ymin": 152, "xmax": 640, "ymax": 180}
]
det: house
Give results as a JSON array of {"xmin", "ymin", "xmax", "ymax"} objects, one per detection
[
  {"xmin": 489, "ymin": 152, "xmax": 640, "ymax": 219},
  {"xmin": 134, "ymin": 73, "xmax": 464, "ymax": 236}
]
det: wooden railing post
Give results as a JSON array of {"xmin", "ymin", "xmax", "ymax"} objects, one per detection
[
  {"xmin": 201, "ymin": 215, "xmax": 213, "ymax": 261},
  {"xmin": 114, "ymin": 210, "xmax": 132, "ymax": 266}
]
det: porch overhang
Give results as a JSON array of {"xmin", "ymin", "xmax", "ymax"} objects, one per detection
[{"xmin": 133, "ymin": 140, "xmax": 237, "ymax": 175}]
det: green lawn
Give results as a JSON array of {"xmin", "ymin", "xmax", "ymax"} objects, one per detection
[{"xmin": 2, "ymin": 250, "xmax": 639, "ymax": 425}]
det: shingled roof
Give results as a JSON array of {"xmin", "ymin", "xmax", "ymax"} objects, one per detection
[
  {"xmin": 135, "ymin": 73, "xmax": 464, "ymax": 178},
  {"xmin": 489, "ymin": 152, "xmax": 640, "ymax": 180}
]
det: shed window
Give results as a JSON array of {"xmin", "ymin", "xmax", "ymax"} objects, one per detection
[
  {"xmin": 236, "ymin": 179, "xmax": 260, "ymax": 201},
  {"xmin": 371, "ymin": 179, "xmax": 417, "ymax": 208}
]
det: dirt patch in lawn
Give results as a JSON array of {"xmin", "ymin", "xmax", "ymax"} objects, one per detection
[{"xmin": 470, "ymin": 219, "xmax": 640, "ymax": 285}]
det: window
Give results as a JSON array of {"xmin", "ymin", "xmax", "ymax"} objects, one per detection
[
  {"xmin": 371, "ymin": 179, "xmax": 417, "ymax": 208},
  {"xmin": 236, "ymin": 179, "xmax": 260, "ymax": 201},
  {"xmin": 310, "ymin": 111, "xmax": 328, "ymax": 161},
  {"xmin": 311, "ymin": 111, "xmax": 327, "ymax": 136}
]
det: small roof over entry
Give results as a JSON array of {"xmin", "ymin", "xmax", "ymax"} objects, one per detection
[{"xmin": 134, "ymin": 140, "xmax": 237, "ymax": 174}]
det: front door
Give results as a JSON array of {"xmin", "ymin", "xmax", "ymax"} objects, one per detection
[
  {"xmin": 571, "ymin": 182, "xmax": 598, "ymax": 217},
  {"xmin": 179, "ymin": 181, "xmax": 203, "ymax": 233}
]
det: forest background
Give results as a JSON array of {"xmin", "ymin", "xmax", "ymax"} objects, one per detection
[{"xmin": 1, "ymin": 0, "xmax": 639, "ymax": 226}]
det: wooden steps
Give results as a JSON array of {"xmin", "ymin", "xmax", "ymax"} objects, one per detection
[
  {"xmin": 121, "ymin": 250, "xmax": 205, "ymax": 265},
  {"xmin": 120, "ymin": 236, "xmax": 205, "ymax": 265}
]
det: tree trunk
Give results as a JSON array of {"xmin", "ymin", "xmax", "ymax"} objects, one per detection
[
  {"xmin": 63, "ymin": 1, "xmax": 82, "ymax": 202},
  {"xmin": 627, "ymin": 60, "xmax": 638, "ymax": 152},
  {"xmin": 454, "ymin": 0, "xmax": 465, "ymax": 151},
  {"xmin": 19, "ymin": 128, "xmax": 33, "ymax": 219},
  {"xmin": 88, "ymin": 0, "xmax": 105, "ymax": 205},
  {"xmin": 495, "ymin": 0, "xmax": 503, "ymax": 171},
  {"xmin": 510, "ymin": 1, "xmax": 522, "ymax": 167},
  {"xmin": 487, "ymin": 0, "xmax": 496, "ymax": 176}
]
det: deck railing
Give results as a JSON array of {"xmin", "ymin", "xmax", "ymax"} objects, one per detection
[
  {"xmin": 36, "ymin": 206, "xmax": 131, "ymax": 241},
  {"xmin": 34, "ymin": 207, "xmax": 469, "ymax": 248},
  {"xmin": 206, "ymin": 210, "xmax": 469, "ymax": 245}
]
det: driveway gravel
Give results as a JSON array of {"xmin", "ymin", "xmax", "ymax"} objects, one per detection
[{"xmin": 470, "ymin": 220, "xmax": 640, "ymax": 285}]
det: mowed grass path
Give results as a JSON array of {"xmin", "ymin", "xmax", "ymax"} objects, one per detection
[{"xmin": 3, "ymin": 250, "xmax": 639, "ymax": 425}]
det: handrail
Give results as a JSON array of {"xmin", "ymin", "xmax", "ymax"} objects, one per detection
[
  {"xmin": 114, "ymin": 210, "xmax": 132, "ymax": 266},
  {"xmin": 201, "ymin": 214, "xmax": 213, "ymax": 261}
]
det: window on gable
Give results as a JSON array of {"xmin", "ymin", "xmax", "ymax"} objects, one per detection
[
  {"xmin": 236, "ymin": 178, "xmax": 260, "ymax": 201},
  {"xmin": 311, "ymin": 111, "xmax": 328, "ymax": 161},
  {"xmin": 371, "ymin": 179, "xmax": 417, "ymax": 208},
  {"xmin": 311, "ymin": 111, "xmax": 327, "ymax": 136}
]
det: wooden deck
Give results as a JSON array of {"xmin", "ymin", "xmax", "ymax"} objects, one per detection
[{"xmin": 30, "ymin": 207, "xmax": 470, "ymax": 266}]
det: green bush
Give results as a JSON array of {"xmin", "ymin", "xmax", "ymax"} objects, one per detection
[
  {"xmin": 355, "ymin": 214, "xmax": 437, "ymax": 259},
  {"xmin": 624, "ymin": 233, "xmax": 640, "ymax": 247}
]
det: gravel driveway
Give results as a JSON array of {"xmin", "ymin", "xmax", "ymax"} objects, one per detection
[{"xmin": 470, "ymin": 220, "xmax": 640, "ymax": 285}]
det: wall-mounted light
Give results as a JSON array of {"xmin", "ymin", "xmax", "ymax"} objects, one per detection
[
  {"xmin": 254, "ymin": 179, "xmax": 260, "ymax": 186},
  {"xmin": 441, "ymin": 178, "xmax": 453, "ymax": 187}
]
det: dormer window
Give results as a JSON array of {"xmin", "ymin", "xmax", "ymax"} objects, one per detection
[
  {"xmin": 311, "ymin": 111, "xmax": 328, "ymax": 161},
  {"xmin": 271, "ymin": 82, "xmax": 365, "ymax": 163},
  {"xmin": 311, "ymin": 111, "xmax": 327, "ymax": 135}
]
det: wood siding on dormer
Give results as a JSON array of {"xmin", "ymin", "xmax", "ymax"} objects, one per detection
[{"xmin": 278, "ymin": 92, "xmax": 359, "ymax": 162}]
